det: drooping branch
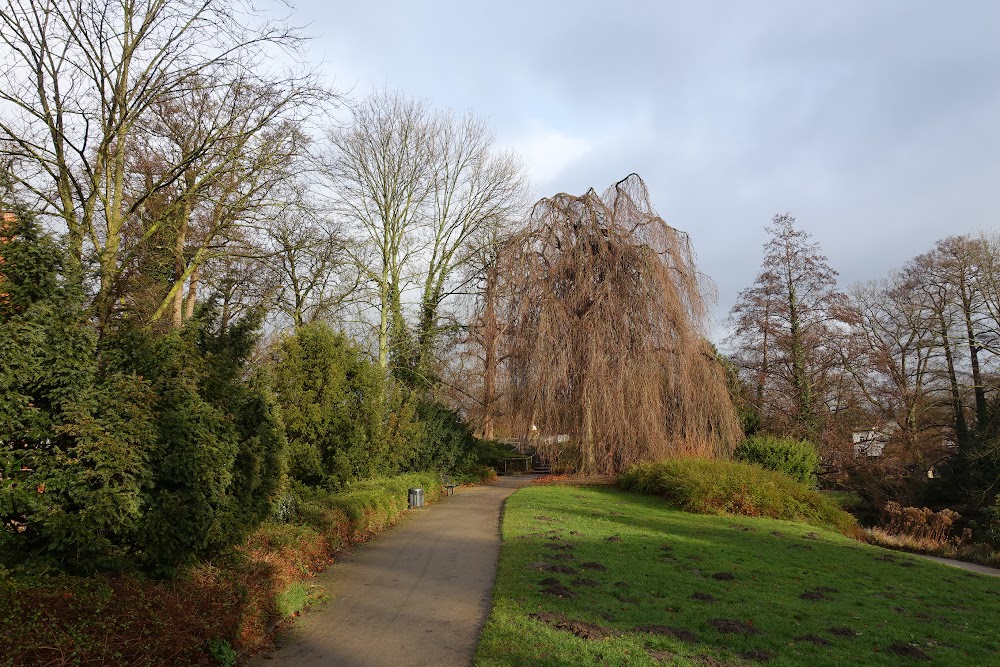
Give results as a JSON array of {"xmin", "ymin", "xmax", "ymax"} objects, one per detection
[{"xmin": 498, "ymin": 174, "xmax": 740, "ymax": 474}]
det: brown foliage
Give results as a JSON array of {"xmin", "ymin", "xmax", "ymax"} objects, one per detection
[
  {"xmin": 497, "ymin": 174, "xmax": 740, "ymax": 474},
  {"xmin": 882, "ymin": 501, "xmax": 960, "ymax": 545},
  {"xmin": 727, "ymin": 214, "xmax": 850, "ymax": 440}
]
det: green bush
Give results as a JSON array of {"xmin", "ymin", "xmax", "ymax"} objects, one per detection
[
  {"xmin": 270, "ymin": 322, "xmax": 396, "ymax": 488},
  {"xmin": 468, "ymin": 440, "xmax": 517, "ymax": 471},
  {"xmin": 619, "ymin": 458, "xmax": 857, "ymax": 535},
  {"xmin": 734, "ymin": 434, "xmax": 819, "ymax": 486},
  {"xmin": 411, "ymin": 399, "xmax": 478, "ymax": 472},
  {"xmin": 106, "ymin": 312, "xmax": 286, "ymax": 573},
  {"xmin": 293, "ymin": 472, "xmax": 443, "ymax": 540},
  {"xmin": 0, "ymin": 214, "xmax": 155, "ymax": 570},
  {"xmin": 0, "ymin": 216, "xmax": 286, "ymax": 573}
]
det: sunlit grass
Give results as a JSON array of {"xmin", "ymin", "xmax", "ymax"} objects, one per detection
[{"xmin": 476, "ymin": 485, "xmax": 1000, "ymax": 666}]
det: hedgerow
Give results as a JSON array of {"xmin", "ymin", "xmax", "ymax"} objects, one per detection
[
  {"xmin": 619, "ymin": 458, "xmax": 857, "ymax": 535},
  {"xmin": 733, "ymin": 434, "xmax": 819, "ymax": 486}
]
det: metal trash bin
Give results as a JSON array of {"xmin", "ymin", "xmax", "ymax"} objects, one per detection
[{"xmin": 408, "ymin": 487, "xmax": 424, "ymax": 509}]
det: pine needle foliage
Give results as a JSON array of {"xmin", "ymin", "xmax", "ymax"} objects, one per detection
[{"xmin": 499, "ymin": 175, "xmax": 740, "ymax": 474}]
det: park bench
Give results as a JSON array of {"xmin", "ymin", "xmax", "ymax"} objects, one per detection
[{"xmin": 441, "ymin": 474, "xmax": 458, "ymax": 496}]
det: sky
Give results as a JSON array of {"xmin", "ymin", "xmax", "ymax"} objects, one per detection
[{"xmin": 280, "ymin": 0, "xmax": 1000, "ymax": 341}]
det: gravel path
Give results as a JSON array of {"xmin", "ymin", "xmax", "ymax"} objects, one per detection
[
  {"xmin": 913, "ymin": 553, "xmax": 1000, "ymax": 577},
  {"xmin": 251, "ymin": 475, "xmax": 535, "ymax": 667}
]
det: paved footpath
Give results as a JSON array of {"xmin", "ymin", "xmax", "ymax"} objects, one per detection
[
  {"xmin": 251, "ymin": 475, "xmax": 534, "ymax": 667},
  {"xmin": 914, "ymin": 553, "xmax": 1000, "ymax": 577}
]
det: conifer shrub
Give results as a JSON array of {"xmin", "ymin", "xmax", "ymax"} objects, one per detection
[
  {"xmin": 269, "ymin": 324, "xmax": 485, "ymax": 487},
  {"xmin": 412, "ymin": 398, "xmax": 478, "ymax": 473},
  {"xmin": 619, "ymin": 458, "xmax": 857, "ymax": 535},
  {"xmin": 1, "ymin": 215, "xmax": 286, "ymax": 572},
  {"xmin": 0, "ymin": 213, "xmax": 155, "ymax": 570},
  {"xmin": 108, "ymin": 314, "xmax": 286, "ymax": 572},
  {"xmin": 269, "ymin": 322, "xmax": 392, "ymax": 488},
  {"xmin": 733, "ymin": 434, "xmax": 820, "ymax": 486}
]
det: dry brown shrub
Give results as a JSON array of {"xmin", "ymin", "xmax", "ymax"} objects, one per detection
[
  {"xmin": 882, "ymin": 501, "xmax": 961, "ymax": 545},
  {"xmin": 497, "ymin": 175, "xmax": 740, "ymax": 474}
]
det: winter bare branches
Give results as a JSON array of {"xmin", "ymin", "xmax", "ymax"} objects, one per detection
[{"xmin": 493, "ymin": 175, "xmax": 741, "ymax": 474}]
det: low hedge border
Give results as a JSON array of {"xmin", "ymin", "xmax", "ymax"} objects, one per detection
[{"xmin": 619, "ymin": 458, "xmax": 858, "ymax": 536}]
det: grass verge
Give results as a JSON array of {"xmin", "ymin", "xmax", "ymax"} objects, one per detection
[{"xmin": 475, "ymin": 484, "xmax": 1000, "ymax": 666}]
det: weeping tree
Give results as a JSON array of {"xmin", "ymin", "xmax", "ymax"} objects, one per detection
[{"xmin": 498, "ymin": 174, "xmax": 740, "ymax": 474}]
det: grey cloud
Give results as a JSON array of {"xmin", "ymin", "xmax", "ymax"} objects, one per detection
[{"xmin": 291, "ymin": 0, "xmax": 1000, "ymax": 337}]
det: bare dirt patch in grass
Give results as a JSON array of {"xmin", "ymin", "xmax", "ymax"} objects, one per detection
[
  {"xmin": 887, "ymin": 641, "xmax": 932, "ymax": 661},
  {"xmin": 799, "ymin": 591, "xmax": 827, "ymax": 600},
  {"xmin": 740, "ymin": 649, "xmax": 773, "ymax": 662},
  {"xmin": 571, "ymin": 577, "xmax": 600, "ymax": 587},
  {"xmin": 709, "ymin": 618, "xmax": 762, "ymax": 635},
  {"xmin": 530, "ymin": 611, "xmax": 617, "ymax": 640},
  {"xmin": 633, "ymin": 624, "xmax": 698, "ymax": 642},
  {"xmin": 539, "ymin": 580, "xmax": 576, "ymax": 598},
  {"xmin": 646, "ymin": 649, "xmax": 677, "ymax": 662},
  {"xmin": 827, "ymin": 626, "xmax": 860, "ymax": 637}
]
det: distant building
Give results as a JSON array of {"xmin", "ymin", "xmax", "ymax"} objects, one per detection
[{"xmin": 851, "ymin": 423, "xmax": 897, "ymax": 457}]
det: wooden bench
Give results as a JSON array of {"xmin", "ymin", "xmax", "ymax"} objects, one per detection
[{"xmin": 441, "ymin": 474, "xmax": 458, "ymax": 496}]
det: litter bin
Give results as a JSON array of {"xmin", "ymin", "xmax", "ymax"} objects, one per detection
[{"xmin": 408, "ymin": 487, "xmax": 424, "ymax": 509}]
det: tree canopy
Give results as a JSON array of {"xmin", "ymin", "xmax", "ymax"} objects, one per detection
[{"xmin": 498, "ymin": 174, "xmax": 741, "ymax": 474}]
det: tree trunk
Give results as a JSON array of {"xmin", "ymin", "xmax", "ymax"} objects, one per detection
[
  {"xmin": 939, "ymin": 313, "xmax": 969, "ymax": 446},
  {"xmin": 184, "ymin": 266, "xmax": 199, "ymax": 321},
  {"xmin": 481, "ymin": 269, "xmax": 499, "ymax": 440},
  {"xmin": 959, "ymin": 281, "xmax": 987, "ymax": 431},
  {"xmin": 171, "ymin": 201, "xmax": 191, "ymax": 328},
  {"xmin": 787, "ymin": 280, "xmax": 813, "ymax": 436}
]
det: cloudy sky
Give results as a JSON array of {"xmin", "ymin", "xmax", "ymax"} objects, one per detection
[{"xmin": 286, "ymin": 0, "xmax": 1000, "ymax": 340}]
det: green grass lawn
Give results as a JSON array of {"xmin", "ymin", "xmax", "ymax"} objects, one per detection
[{"xmin": 475, "ymin": 485, "xmax": 1000, "ymax": 667}]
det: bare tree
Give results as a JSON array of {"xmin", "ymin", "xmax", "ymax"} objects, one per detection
[
  {"xmin": 728, "ymin": 214, "xmax": 849, "ymax": 440},
  {"xmin": 498, "ymin": 175, "xmax": 740, "ymax": 475},
  {"xmin": 136, "ymin": 78, "xmax": 321, "ymax": 328},
  {"xmin": 266, "ymin": 194, "xmax": 359, "ymax": 329},
  {"xmin": 0, "ymin": 0, "xmax": 322, "ymax": 328},
  {"xmin": 847, "ymin": 274, "xmax": 946, "ymax": 466},
  {"xmin": 325, "ymin": 91, "xmax": 435, "ymax": 370},
  {"xmin": 415, "ymin": 112, "xmax": 528, "ymax": 380},
  {"xmin": 326, "ymin": 91, "xmax": 528, "ymax": 381}
]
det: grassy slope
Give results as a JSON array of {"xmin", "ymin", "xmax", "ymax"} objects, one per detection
[{"xmin": 476, "ymin": 485, "xmax": 1000, "ymax": 667}]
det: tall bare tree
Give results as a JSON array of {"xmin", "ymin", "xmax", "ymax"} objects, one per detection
[
  {"xmin": 325, "ymin": 91, "xmax": 435, "ymax": 370},
  {"xmin": 0, "ymin": 0, "xmax": 321, "ymax": 328},
  {"xmin": 846, "ymin": 274, "xmax": 946, "ymax": 466},
  {"xmin": 266, "ymin": 193, "xmax": 359, "ymax": 329},
  {"xmin": 499, "ymin": 175, "xmax": 740, "ymax": 475},
  {"xmin": 415, "ymin": 112, "xmax": 528, "ymax": 380},
  {"xmin": 136, "ymin": 79, "xmax": 320, "ymax": 328},
  {"xmin": 728, "ymin": 214, "xmax": 849, "ymax": 440},
  {"xmin": 326, "ymin": 91, "xmax": 528, "ymax": 380}
]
